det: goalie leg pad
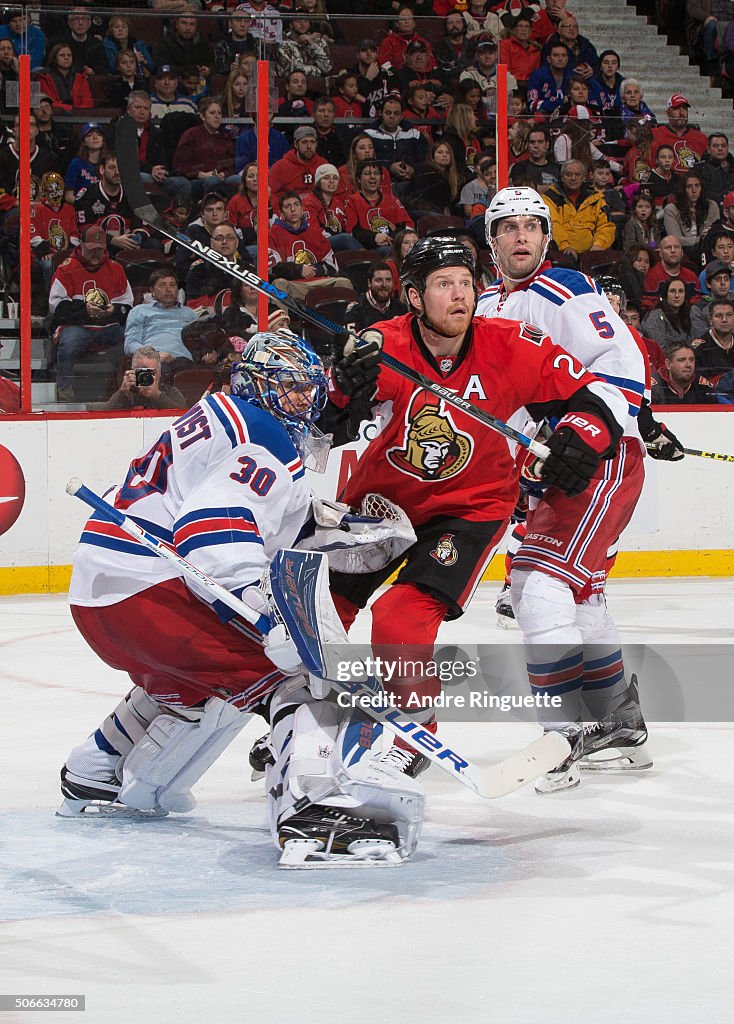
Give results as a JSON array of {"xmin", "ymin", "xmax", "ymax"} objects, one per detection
[
  {"xmin": 266, "ymin": 685, "xmax": 422, "ymax": 867},
  {"xmin": 119, "ymin": 697, "xmax": 249, "ymax": 813}
]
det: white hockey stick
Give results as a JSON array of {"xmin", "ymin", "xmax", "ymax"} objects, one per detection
[{"xmin": 66, "ymin": 478, "xmax": 570, "ymax": 798}]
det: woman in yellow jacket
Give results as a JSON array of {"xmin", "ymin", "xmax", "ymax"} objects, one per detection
[{"xmin": 542, "ymin": 160, "xmax": 617, "ymax": 261}]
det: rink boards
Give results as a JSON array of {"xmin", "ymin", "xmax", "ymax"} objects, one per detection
[{"xmin": 1, "ymin": 407, "xmax": 733, "ymax": 593}]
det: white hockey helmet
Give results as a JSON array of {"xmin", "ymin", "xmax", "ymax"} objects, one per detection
[
  {"xmin": 485, "ymin": 187, "xmax": 552, "ymax": 284},
  {"xmin": 484, "ymin": 187, "xmax": 552, "ymax": 242}
]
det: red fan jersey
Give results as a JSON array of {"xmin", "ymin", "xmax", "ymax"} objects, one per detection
[
  {"xmin": 30, "ymin": 201, "xmax": 79, "ymax": 253},
  {"xmin": 302, "ymin": 191, "xmax": 349, "ymax": 235},
  {"xmin": 338, "ymin": 314, "xmax": 603, "ymax": 527},
  {"xmin": 345, "ymin": 191, "xmax": 414, "ymax": 235},
  {"xmin": 268, "ymin": 218, "xmax": 336, "ymax": 270}
]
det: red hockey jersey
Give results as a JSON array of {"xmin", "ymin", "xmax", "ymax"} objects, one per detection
[
  {"xmin": 268, "ymin": 218, "xmax": 336, "ymax": 271},
  {"xmin": 338, "ymin": 314, "xmax": 603, "ymax": 526},
  {"xmin": 345, "ymin": 190, "xmax": 414, "ymax": 236},
  {"xmin": 269, "ymin": 151, "xmax": 327, "ymax": 202},
  {"xmin": 30, "ymin": 201, "xmax": 79, "ymax": 253},
  {"xmin": 302, "ymin": 191, "xmax": 349, "ymax": 235}
]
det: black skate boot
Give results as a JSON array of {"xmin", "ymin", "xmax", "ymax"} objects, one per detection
[
  {"xmin": 278, "ymin": 804, "xmax": 401, "ymax": 864},
  {"xmin": 495, "ymin": 583, "xmax": 516, "ymax": 628},
  {"xmin": 534, "ymin": 724, "xmax": 584, "ymax": 794},
  {"xmin": 378, "ymin": 744, "xmax": 430, "ymax": 778},
  {"xmin": 249, "ymin": 733, "xmax": 275, "ymax": 781},
  {"xmin": 581, "ymin": 675, "xmax": 652, "ymax": 771},
  {"xmin": 60, "ymin": 764, "xmax": 120, "ymax": 804}
]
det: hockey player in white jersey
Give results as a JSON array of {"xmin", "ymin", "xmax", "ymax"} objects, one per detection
[
  {"xmin": 58, "ymin": 331, "xmax": 422, "ymax": 865},
  {"xmin": 476, "ymin": 187, "xmax": 652, "ymax": 793}
]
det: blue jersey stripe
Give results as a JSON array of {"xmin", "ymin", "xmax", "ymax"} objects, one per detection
[
  {"xmin": 80, "ymin": 533, "xmax": 158, "ymax": 557},
  {"xmin": 542, "ymin": 268, "xmax": 599, "ymax": 296},
  {"xmin": 177, "ymin": 531, "xmax": 264, "ymax": 558},
  {"xmin": 596, "ymin": 373, "xmax": 645, "ymax": 395},
  {"xmin": 528, "ymin": 282, "xmax": 566, "ymax": 306},
  {"xmin": 208, "ymin": 394, "xmax": 239, "ymax": 447},
  {"xmin": 176, "ymin": 506, "xmax": 258, "ymax": 531}
]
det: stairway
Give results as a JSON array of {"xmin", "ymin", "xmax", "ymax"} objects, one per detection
[{"xmin": 572, "ymin": 0, "xmax": 732, "ymax": 134}]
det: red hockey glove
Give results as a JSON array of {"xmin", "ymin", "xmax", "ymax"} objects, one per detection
[{"xmin": 541, "ymin": 413, "xmax": 612, "ymax": 497}]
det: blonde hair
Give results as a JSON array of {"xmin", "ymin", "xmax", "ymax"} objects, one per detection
[
  {"xmin": 447, "ymin": 102, "xmax": 476, "ymax": 144},
  {"xmin": 222, "ymin": 68, "xmax": 250, "ymax": 117}
]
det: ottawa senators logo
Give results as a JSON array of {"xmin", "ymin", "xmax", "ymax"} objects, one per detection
[
  {"xmin": 675, "ymin": 142, "xmax": 697, "ymax": 169},
  {"xmin": 84, "ymin": 285, "xmax": 109, "ymax": 308},
  {"xmin": 430, "ymin": 533, "xmax": 458, "ymax": 567},
  {"xmin": 48, "ymin": 219, "xmax": 69, "ymax": 252},
  {"xmin": 386, "ymin": 390, "xmax": 473, "ymax": 481},
  {"xmin": 368, "ymin": 211, "xmax": 391, "ymax": 233},
  {"xmin": 293, "ymin": 240, "xmax": 316, "ymax": 265},
  {"xmin": 325, "ymin": 210, "xmax": 341, "ymax": 233}
]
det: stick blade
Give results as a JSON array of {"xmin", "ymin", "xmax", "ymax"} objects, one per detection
[{"xmin": 479, "ymin": 731, "xmax": 571, "ymax": 799}]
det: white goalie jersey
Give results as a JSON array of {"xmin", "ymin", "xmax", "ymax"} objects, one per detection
[
  {"xmin": 476, "ymin": 266, "xmax": 646, "ymax": 444},
  {"xmin": 69, "ymin": 393, "xmax": 312, "ymax": 608}
]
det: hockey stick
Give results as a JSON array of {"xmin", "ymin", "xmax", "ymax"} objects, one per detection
[
  {"xmin": 67, "ymin": 478, "xmax": 570, "ymax": 798},
  {"xmin": 114, "ymin": 118, "xmax": 550, "ymax": 463},
  {"xmin": 682, "ymin": 447, "xmax": 734, "ymax": 463}
]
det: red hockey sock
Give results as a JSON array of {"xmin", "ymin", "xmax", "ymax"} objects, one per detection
[{"xmin": 371, "ymin": 584, "xmax": 447, "ymax": 750}]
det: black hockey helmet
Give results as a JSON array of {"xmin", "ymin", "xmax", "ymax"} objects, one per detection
[
  {"xmin": 594, "ymin": 275, "xmax": 627, "ymax": 310},
  {"xmin": 400, "ymin": 235, "xmax": 476, "ymax": 296}
]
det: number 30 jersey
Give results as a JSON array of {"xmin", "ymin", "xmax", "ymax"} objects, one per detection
[
  {"xmin": 69, "ymin": 393, "xmax": 312, "ymax": 608},
  {"xmin": 476, "ymin": 263, "xmax": 646, "ymax": 443}
]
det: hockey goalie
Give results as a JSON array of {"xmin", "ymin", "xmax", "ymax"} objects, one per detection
[{"xmin": 58, "ymin": 331, "xmax": 423, "ymax": 867}]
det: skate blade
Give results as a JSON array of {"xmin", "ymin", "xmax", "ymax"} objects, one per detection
[
  {"xmin": 278, "ymin": 838, "xmax": 404, "ymax": 869},
  {"xmin": 580, "ymin": 746, "xmax": 653, "ymax": 771},
  {"xmin": 56, "ymin": 798, "xmax": 169, "ymax": 819},
  {"xmin": 250, "ymin": 768, "xmax": 265, "ymax": 782},
  {"xmin": 534, "ymin": 766, "xmax": 582, "ymax": 795},
  {"xmin": 496, "ymin": 612, "xmax": 517, "ymax": 630}
]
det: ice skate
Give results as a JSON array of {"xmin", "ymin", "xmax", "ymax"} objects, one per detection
[
  {"xmin": 580, "ymin": 676, "xmax": 652, "ymax": 771},
  {"xmin": 534, "ymin": 726, "xmax": 584, "ymax": 794},
  {"xmin": 278, "ymin": 804, "xmax": 402, "ymax": 867},
  {"xmin": 249, "ymin": 733, "xmax": 275, "ymax": 781},
  {"xmin": 495, "ymin": 583, "xmax": 516, "ymax": 629},
  {"xmin": 378, "ymin": 743, "xmax": 430, "ymax": 778}
]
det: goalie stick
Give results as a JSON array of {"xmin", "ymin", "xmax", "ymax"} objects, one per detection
[
  {"xmin": 114, "ymin": 117, "xmax": 551, "ymax": 464},
  {"xmin": 66, "ymin": 477, "xmax": 570, "ymax": 798}
]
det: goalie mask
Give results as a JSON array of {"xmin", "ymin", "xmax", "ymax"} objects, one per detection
[
  {"xmin": 230, "ymin": 332, "xmax": 329, "ymax": 467},
  {"xmin": 39, "ymin": 171, "xmax": 65, "ymax": 211}
]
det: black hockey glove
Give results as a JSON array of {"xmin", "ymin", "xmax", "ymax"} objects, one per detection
[
  {"xmin": 643, "ymin": 421, "xmax": 685, "ymax": 461},
  {"xmin": 540, "ymin": 413, "xmax": 612, "ymax": 497},
  {"xmin": 330, "ymin": 329, "xmax": 383, "ymax": 399}
]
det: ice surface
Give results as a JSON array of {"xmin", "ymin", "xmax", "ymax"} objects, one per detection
[{"xmin": 1, "ymin": 581, "xmax": 733, "ymax": 1024}]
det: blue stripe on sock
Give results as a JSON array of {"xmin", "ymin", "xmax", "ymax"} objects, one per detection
[{"xmin": 94, "ymin": 728, "xmax": 121, "ymax": 756}]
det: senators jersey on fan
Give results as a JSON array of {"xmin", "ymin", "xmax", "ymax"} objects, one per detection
[
  {"xmin": 268, "ymin": 217, "xmax": 337, "ymax": 275},
  {"xmin": 302, "ymin": 191, "xmax": 349, "ymax": 236},
  {"xmin": 324, "ymin": 314, "xmax": 618, "ymax": 528},
  {"xmin": 345, "ymin": 191, "xmax": 414, "ymax": 248},
  {"xmin": 477, "ymin": 263, "xmax": 646, "ymax": 443},
  {"xmin": 30, "ymin": 200, "xmax": 79, "ymax": 256},
  {"xmin": 69, "ymin": 394, "xmax": 311, "ymax": 610}
]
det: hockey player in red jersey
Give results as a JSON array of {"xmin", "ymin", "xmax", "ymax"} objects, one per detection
[
  {"xmin": 58, "ymin": 333, "xmax": 422, "ymax": 866},
  {"xmin": 477, "ymin": 187, "xmax": 657, "ymax": 792},
  {"xmin": 320, "ymin": 236, "xmax": 626, "ymax": 776}
]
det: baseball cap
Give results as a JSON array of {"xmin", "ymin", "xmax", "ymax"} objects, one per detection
[
  {"xmin": 81, "ymin": 224, "xmax": 106, "ymax": 245},
  {"xmin": 476, "ymin": 34, "xmax": 498, "ymax": 51},
  {"xmin": 567, "ymin": 104, "xmax": 591, "ymax": 120},
  {"xmin": 294, "ymin": 125, "xmax": 317, "ymax": 142},
  {"xmin": 705, "ymin": 259, "xmax": 732, "ymax": 281},
  {"xmin": 358, "ymin": 38, "xmax": 378, "ymax": 51},
  {"xmin": 723, "ymin": 191, "xmax": 734, "ymax": 209},
  {"xmin": 667, "ymin": 93, "xmax": 690, "ymax": 109},
  {"xmin": 315, "ymin": 163, "xmax": 339, "ymax": 185},
  {"xmin": 36, "ymin": 93, "xmax": 54, "ymax": 105},
  {"xmin": 80, "ymin": 121, "xmax": 103, "ymax": 138},
  {"xmin": 155, "ymin": 64, "xmax": 181, "ymax": 78},
  {"xmin": 405, "ymin": 40, "xmax": 428, "ymax": 54}
]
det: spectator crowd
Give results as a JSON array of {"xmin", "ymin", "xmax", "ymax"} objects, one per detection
[{"xmin": 1, "ymin": 0, "xmax": 734, "ymax": 409}]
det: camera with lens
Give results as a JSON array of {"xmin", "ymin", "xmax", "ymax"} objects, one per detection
[{"xmin": 135, "ymin": 367, "xmax": 155, "ymax": 387}]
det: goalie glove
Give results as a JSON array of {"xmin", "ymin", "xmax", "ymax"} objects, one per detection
[
  {"xmin": 296, "ymin": 494, "xmax": 417, "ymax": 573},
  {"xmin": 329, "ymin": 329, "xmax": 383, "ymax": 400},
  {"xmin": 540, "ymin": 413, "xmax": 612, "ymax": 497}
]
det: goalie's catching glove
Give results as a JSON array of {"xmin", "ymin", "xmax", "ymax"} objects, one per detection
[
  {"xmin": 540, "ymin": 413, "xmax": 612, "ymax": 497},
  {"xmin": 329, "ymin": 329, "xmax": 382, "ymax": 399}
]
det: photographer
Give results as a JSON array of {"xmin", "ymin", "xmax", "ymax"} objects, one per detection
[{"xmin": 103, "ymin": 347, "xmax": 186, "ymax": 410}]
